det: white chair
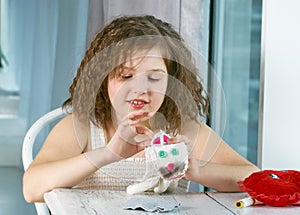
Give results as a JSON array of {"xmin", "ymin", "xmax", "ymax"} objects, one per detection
[{"xmin": 22, "ymin": 107, "xmax": 68, "ymax": 215}]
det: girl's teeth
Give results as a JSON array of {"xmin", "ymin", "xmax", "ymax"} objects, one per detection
[{"xmin": 132, "ymin": 101, "xmax": 144, "ymax": 105}]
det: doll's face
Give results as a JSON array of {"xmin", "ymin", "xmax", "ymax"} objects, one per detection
[
  {"xmin": 145, "ymin": 142, "xmax": 188, "ymax": 180},
  {"xmin": 144, "ymin": 130, "xmax": 188, "ymax": 180},
  {"xmin": 108, "ymin": 48, "xmax": 168, "ymax": 124}
]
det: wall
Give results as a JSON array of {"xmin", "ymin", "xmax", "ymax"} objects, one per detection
[{"xmin": 258, "ymin": 0, "xmax": 300, "ymax": 169}]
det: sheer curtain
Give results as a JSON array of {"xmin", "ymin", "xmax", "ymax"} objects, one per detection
[
  {"xmin": 86, "ymin": 0, "xmax": 180, "ymax": 45},
  {"xmin": 0, "ymin": 0, "xmax": 88, "ymax": 164},
  {"xmin": 86, "ymin": 0, "xmax": 210, "ymax": 58},
  {"xmin": 1, "ymin": 0, "xmax": 88, "ymax": 125},
  {"xmin": 17, "ymin": 0, "xmax": 88, "ymax": 126}
]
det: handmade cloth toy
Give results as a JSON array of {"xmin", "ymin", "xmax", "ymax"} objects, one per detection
[
  {"xmin": 127, "ymin": 130, "xmax": 188, "ymax": 194},
  {"xmin": 238, "ymin": 170, "xmax": 300, "ymax": 207}
]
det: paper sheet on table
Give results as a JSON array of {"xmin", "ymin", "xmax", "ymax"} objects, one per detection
[{"xmin": 123, "ymin": 196, "xmax": 180, "ymax": 212}]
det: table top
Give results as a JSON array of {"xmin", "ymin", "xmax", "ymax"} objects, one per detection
[{"xmin": 44, "ymin": 189, "xmax": 300, "ymax": 215}]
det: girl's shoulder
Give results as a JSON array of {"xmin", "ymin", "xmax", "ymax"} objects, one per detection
[
  {"xmin": 29, "ymin": 113, "xmax": 86, "ymax": 166},
  {"xmin": 45, "ymin": 114, "xmax": 88, "ymax": 153}
]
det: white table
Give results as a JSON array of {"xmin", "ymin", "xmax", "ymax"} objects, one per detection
[
  {"xmin": 44, "ymin": 189, "xmax": 232, "ymax": 215},
  {"xmin": 44, "ymin": 189, "xmax": 300, "ymax": 215}
]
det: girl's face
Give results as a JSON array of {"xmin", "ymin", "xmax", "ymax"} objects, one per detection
[{"xmin": 108, "ymin": 48, "xmax": 168, "ymax": 124}]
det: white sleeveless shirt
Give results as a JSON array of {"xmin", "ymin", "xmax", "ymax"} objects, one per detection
[{"xmin": 74, "ymin": 123, "xmax": 188, "ymax": 191}]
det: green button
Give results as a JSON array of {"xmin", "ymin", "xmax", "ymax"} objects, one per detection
[
  {"xmin": 158, "ymin": 150, "xmax": 167, "ymax": 158},
  {"xmin": 171, "ymin": 148, "xmax": 178, "ymax": 155}
]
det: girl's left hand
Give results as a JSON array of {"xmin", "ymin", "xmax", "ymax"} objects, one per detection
[{"xmin": 184, "ymin": 157, "xmax": 201, "ymax": 181}]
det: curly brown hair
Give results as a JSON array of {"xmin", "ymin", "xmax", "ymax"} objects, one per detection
[{"xmin": 63, "ymin": 15, "xmax": 209, "ymax": 135}]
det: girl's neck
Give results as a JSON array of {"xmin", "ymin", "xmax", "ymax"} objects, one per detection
[{"xmin": 104, "ymin": 121, "xmax": 116, "ymax": 144}]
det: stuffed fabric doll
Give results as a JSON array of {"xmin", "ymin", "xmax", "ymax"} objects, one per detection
[{"xmin": 127, "ymin": 130, "xmax": 189, "ymax": 194}]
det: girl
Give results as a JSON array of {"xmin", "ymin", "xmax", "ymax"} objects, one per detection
[{"xmin": 23, "ymin": 15, "xmax": 259, "ymax": 203}]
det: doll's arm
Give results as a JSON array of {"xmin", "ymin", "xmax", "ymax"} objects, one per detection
[
  {"xmin": 127, "ymin": 176, "xmax": 161, "ymax": 194},
  {"xmin": 154, "ymin": 178, "xmax": 179, "ymax": 193},
  {"xmin": 127, "ymin": 176, "xmax": 178, "ymax": 194}
]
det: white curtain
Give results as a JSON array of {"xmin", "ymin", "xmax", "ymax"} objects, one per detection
[
  {"xmin": 0, "ymin": 0, "xmax": 88, "ymax": 159},
  {"xmin": 4, "ymin": 0, "xmax": 88, "ymax": 127},
  {"xmin": 86, "ymin": 0, "xmax": 180, "ymax": 45},
  {"xmin": 86, "ymin": 0, "xmax": 210, "ymax": 60}
]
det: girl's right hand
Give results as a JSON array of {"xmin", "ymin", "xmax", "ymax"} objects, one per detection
[{"xmin": 107, "ymin": 110, "xmax": 154, "ymax": 159}]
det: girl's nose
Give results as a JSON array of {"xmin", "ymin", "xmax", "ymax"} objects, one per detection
[
  {"xmin": 132, "ymin": 74, "xmax": 149, "ymax": 94},
  {"xmin": 133, "ymin": 88, "xmax": 147, "ymax": 95}
]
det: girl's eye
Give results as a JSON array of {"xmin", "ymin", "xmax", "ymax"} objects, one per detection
[
  {"xmin": 121, "ymin": 74, "xmax": 133, "ymax": 79},
  {"xmin": 148, "ymin": 72, "xmax": 165, "ymax": 81}
]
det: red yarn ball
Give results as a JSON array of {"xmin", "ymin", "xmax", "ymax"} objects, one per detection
[{"xmin": 238, "ymin": 170, "xmax": 300, "ymax": 207}]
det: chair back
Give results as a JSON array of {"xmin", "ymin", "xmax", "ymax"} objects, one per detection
[{"xmin": 22, "ymin": 107, "xmax": 67, "ymax": 215}]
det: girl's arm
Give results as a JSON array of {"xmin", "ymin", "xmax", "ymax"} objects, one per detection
[
  {"xmin": 23, "ymin": 109, "xmax": 153, "ymax": 203},
  {"xmin": 22, "ymin": 115, "xmax": 119, "ymax": 203},
  {"xmin": 185, "ymin": 156, "xmax": 260, "ymax": 192},
  {"xmin": 183, "ymin": 121, "xmax": 260, "ymax": 192}
]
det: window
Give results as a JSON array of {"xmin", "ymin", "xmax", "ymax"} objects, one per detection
[{"xmin": 209, "ymin": 0, "xmax": 262, "ymax": 164}]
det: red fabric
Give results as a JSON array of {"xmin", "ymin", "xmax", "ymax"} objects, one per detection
[
  {"xmin": 238, "ymin": 170, "xmax": 300, "ymax": 207},
  {"xmin": 153, "ymin": 135, "xmax": 170, "ymax": 145}
]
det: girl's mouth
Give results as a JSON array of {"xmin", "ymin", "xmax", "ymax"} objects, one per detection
[{"xmin": 130, "ymin": 99, "xmax": 149, "ymax": 109}]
